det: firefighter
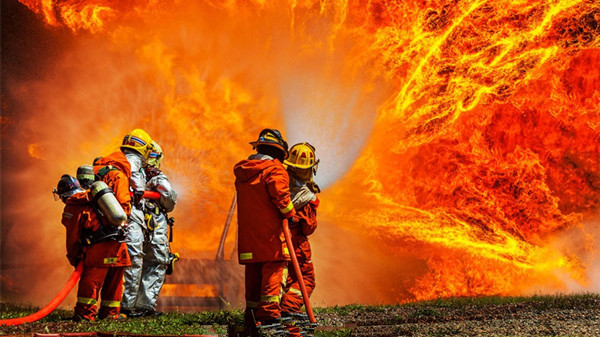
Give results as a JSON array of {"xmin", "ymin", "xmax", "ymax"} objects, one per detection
[
  {"xmin": 280, "ymin": 143, "xmax": 320, "ymax": 336},
  {"xmin": 234, "ymin": 128, "xmax": 296, "ymax": 336},
  {"xmin": 92, "ymin": 139, "xmax": 135, "ymax": 218},
  {"xmin": 55, "ymin": 174, "xmax": 131, "ymax": 321},
  {"xmin": 111, "ymin": 128, "xmax": 156, "ymax": 318},
  {"xmin": 133, "ymin": 141, "xmax": 177, "ymax": 316}
]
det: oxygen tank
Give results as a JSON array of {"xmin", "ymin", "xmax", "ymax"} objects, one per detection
[{"xmin": 90, "ymin": 181, "xmax": 127, "ymax": 226}]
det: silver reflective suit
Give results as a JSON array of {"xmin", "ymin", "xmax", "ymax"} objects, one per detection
[
  {"xmin": 135, "ymin": 170, "xmax": 177, "ymax": 311},
  {"xmin": 121, "ymin": 150, "xmax": 148, "ymax": 311}
]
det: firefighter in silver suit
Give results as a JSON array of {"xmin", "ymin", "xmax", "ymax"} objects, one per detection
[
  {"xmin": 119, "ymin": 129, "xmax": 153, "ymax": 317},
  {"xmin": 136, "ymin": 141, "xmax": 177, "ymax": 316}
]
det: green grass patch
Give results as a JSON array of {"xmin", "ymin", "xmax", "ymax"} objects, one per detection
[
  {"xmin": 1, "ymin": 293, "xmax": 598, "ymax": 335},
  {"xmin": 0, "ymin": 303, "xmax": 242, "ymax": 335},
  {"xmin": 405, "ymin": 293, "xmax": 600, "ymax": 309},
  {"xmin": 315, "ymin": 303, "xmax": 385, "ymax": 316}
]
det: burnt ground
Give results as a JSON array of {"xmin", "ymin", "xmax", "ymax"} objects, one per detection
[{"xmin": 1, "ymin": 294, "xmax": 599, "ymax": 336}]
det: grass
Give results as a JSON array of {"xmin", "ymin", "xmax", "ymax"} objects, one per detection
[
  {"xmin": 317, "ymin": 292, "xmax": 600, "ymax": 315},
  {"xmin": 0, "ymin": 303, "xmax": 240, "ymax": 335},
  {"xmin": 1, "ymin": 293, "xmax": 599, "ymax": 336},
  {"xmin": 315, "ymin": 303, "xmax": 386, "ymax": 316}
]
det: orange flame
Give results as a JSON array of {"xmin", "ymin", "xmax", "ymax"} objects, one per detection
[
  {"xmin": 2, "ymin": 0, "xmax": 599, "ymax": 306},
  {"xmin": 17, "ymin": 0, "xmax": 116, "ymax": 33}
]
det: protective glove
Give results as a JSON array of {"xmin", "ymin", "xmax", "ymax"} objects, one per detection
[
  {"xmin": 116, "ymin": 222, "xmax": 130, "ymax": 241},
  {"xmin": 145, "ymin": 166, "xmax": 162, "ymax": 180},
  {"xmin": 68, "ymin": 254, "xmax": 81, "ymax": 268},
  {"xmin": 287, "ymin": 216, "xmax": 301, "ymax": 227},
  {"xmin": 133, "ymin": 190, "xmax": 144, "ymax": 208}
]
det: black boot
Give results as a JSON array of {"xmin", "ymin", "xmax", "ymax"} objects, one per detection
[
  {"xmin": 256, "ymin": 317, "xmax": 290, "ymax": 336},
  {"xmin": 120, "ymin": 308, "xmax": 143, "ymax": 318}
]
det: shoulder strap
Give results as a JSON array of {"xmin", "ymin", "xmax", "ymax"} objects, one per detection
[{"xmin": 96, "ymin": 165, "xmax": 119, "ymax": 180}]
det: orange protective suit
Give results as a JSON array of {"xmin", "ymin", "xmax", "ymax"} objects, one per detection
[
  {"xmin": 234, "ymin": 155, "xmax": 296, "ymax": 325},
  {"xmin": 93, "ymin": 151, "xmax": 132, "ymax": 216},
  {"xmin": 280, "ymin": 198, "xmax": 319, "ymax": 314},
  {"xmin": 61, "ymin": 191, "xmax": 131, "ymax": 321}
]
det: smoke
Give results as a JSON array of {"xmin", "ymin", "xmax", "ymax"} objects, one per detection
[
  {"xmin": 0, "ymin": 0, "xmax": 386, "ymax": 307},
  {"xmin": 544, "ymin": 212, "xmax": 600, "ymax": 294},
  {"xmin": 0, "ymin": 4, "xmax": 161, "ymax": 306},
  {"xmin": 310, "ymin": 218, "xmax": 428, "ymax": 305},
  {"xmin": 2, "ymin": 0, "xmax": 599, "ymax": 309}
]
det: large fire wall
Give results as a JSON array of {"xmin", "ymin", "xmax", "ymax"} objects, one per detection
[{"xmin": 1, "ymin": 0, "xmax": 599, "ymax": 308}]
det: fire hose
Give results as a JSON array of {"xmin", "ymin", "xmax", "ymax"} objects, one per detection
[
  {"xmin": 130, "ymin": 190, "xmax": 161, "ymax": 201},
  {"xmin": 0, "ymin": 262, "xmax": 84, "ymax": 326},
  {"xmin": 0, "ymin": 192, "xmax": 161, "ymax": 327},
  {"xmin": 282, "ymin": 218, "xmax": 317, "ymax": 324},
  {"xmin": 142, "ymin": 191, "xmax": 160, "ymax": 200}
]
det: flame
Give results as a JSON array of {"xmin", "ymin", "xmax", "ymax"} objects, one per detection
[
  {"xmin": 17, "ymin": 0, "xmax": 116, "ymax": 33},
  {"xmin": 27, "ymin": 143, "xmax": 45, "ymax": 160},
  {"xmin": 160, "ymin": 284, "xmax": 218, "ymax": 298},
  {"xmin": 1, "ymin": 0, "xmax": 599, "ymax": 307}
]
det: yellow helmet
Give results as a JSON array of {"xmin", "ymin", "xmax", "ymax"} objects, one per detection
[
  {"xmin": 147, "ymin": 141, "xmax": 163, "ymax": 168},
  {"xmin": 121, "ymin": 128, "xmax": 153, "ymax": 158},
  {"xmin": 284, "ymin": 142, "xmax": 319, "ymax": 169}
]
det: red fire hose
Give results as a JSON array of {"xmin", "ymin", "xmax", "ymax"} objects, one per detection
[
  {"xmin": 130, "ymin": 191, "xmax": 161, "ymax": 200},
  {"xmin": 0, "ymin": 262, "xmax": 84, "ymax": 326},
  {"xmin": 1, "ymin": 193, "xmax": 159, "ymax": 327},
  {"xmin": 282, "ymin": 219, "xmax": 316, "ymax": 323},
  {"xmin": 142, "ymin": 191, "xmax": 161, "ymax": 200}
]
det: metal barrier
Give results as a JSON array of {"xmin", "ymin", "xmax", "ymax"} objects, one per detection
[{"xmin": 157, "ymin": 195, "xmax": 243, "ymax": 312}]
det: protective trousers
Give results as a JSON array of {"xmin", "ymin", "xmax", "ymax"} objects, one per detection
[
  {"xmin": 136, "ymin": 211, "xmax": 170, "ymax": 311},
  {"xmin": 280, "ymin": 258, "xmax": 315, "ymax": 313},
  {"xmin": 244, "ymin": 261, "xmax": 288, "ymax": 326},
  {"xmin": 74, "ymin": 266, "xmax": 125, "ymax": 320},
  {"xmin": 121, "ymin": 208, "xmax": 145, "ymax": 311}
]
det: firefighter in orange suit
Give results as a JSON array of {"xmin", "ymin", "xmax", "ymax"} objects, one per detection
[
  {"xmin": 280, "ymin": 143, "xmax": 320, "ymax": 336},
  {"xmin": 93, "ymin": 150, "xmax": 133, "ymax": 216},
  {"xmin": 55, "ymin": 175, "xmax": 131, "ymax": 321},
  {"xmin": 234, "ymin": 128, "xmax": 296, "ymax": 335}
]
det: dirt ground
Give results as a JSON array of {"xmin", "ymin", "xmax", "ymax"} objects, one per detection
[{"xmin": 316, "ymin": 296, "xmax": 600, "ymax": 336}]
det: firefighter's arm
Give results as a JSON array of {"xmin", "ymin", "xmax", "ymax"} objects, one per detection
[
  {"xmin": 128, "ymin": 156, "xmax": 146, "ymax": 209},
  {"xmin": 265, "ymin": 166, "xmax": 296, "ymax": 218},
  {"xmin": 129, "ymin": 159, "xmax": 145, "ymax": 193},
  {"xmin": 300, "ymin": 197, "xmax": 319, "ymax": 236},
  {"xmin": 61, "ymin": 207, "xmax": 83, "ymax": 267},
  {"xmin": 147, "ymin": 172, "xmax": 177, "ymax": 212},
  {"xmin": 112, "ymin": 172, "xmax": 132, "ymax": 216}
]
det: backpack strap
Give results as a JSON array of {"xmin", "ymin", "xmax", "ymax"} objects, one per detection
[{"xmin": 96, "ymin": 165, "xmax": 119, "ymax": 180}]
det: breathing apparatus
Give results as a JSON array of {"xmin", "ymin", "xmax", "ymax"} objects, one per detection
[
  {"xmin": 90, "ymin": 181, "xmax": 127, "ymax": 227},
  {"xmin": 80, "ymin": 181, "xmax": 129, "ymax": 246},
  {"xmin": 76, "ymin": 165, "xmax": 95, "ymax": 189}
]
